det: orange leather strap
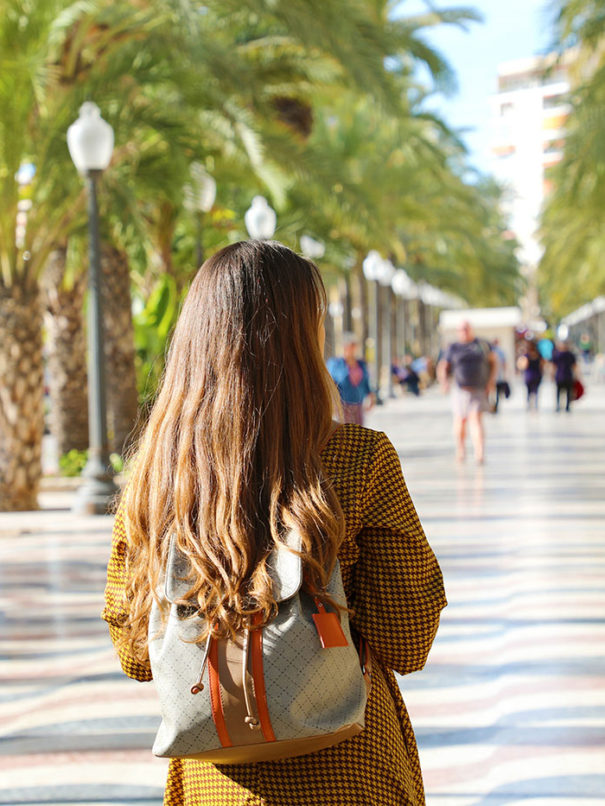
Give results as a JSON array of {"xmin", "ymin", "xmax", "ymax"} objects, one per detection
[
  {"xmin": 312, "ymin": 598, "xmax": 348, "ymax": 648},
  {"xmin": 208, "ymin": 638, "xmax": 232, "ymax": 747},
  {"xmin": 251, "ymin": 614, "xmax": 276, "ymax": 743}
]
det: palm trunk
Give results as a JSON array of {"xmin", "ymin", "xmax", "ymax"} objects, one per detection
[
  {"xmin": 417, "ymin": 298, "xmax": 427, "ymax": 356},
  {"xmin": 100, "ymin": 244, "xmax": 139, "ymax": 456},
  {"xmin": 43, "ymin": 247, "xmax": 89, "ymax": 455},
  {"xmin": 0, "ymin": 282, "xmax": 44, "ymax": 510}
]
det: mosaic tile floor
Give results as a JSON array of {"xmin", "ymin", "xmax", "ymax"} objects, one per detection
[{"xmin": 1, "ymin": 379, "xmax": 603, "ymax": 805}]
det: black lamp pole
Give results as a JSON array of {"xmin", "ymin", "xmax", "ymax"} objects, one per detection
[
  {"xmin": 374, "ymin": 279, "xmax": 383, "ymax": 405},
  {"xmin": 384, "ymin": 285, "xmax": 394, "ymax": 399},
  {"xmin": 73, "ymin": 170, "xmax": 118, "ymax": 514}
]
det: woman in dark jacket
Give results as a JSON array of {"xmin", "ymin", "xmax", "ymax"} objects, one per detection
[
  {"xmin": 518, "ymin": 341, "xmax": 544, "ymax": 410},
  {"xmin": 552, "ymin": 340, "xmax": 577, "ymax": 412}
]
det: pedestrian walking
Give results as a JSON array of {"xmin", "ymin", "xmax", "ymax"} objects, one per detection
[
  {"xmin": 392, "ymin": 354, "xmax": 421, "ymax": 396},
  {"xmin": 537, "ymin": 333, "xmax": 555, "ymax": 363},
  {"xmin": 552, "ymin": 340, "xmax": 578, "ymax": 412},
  {"xmin": 491, "ymin": 338, "xmax": 510, "ymax": 413},
  {"xmin": 327, "ymin": 331, "xmax": 375, "ymax": 424},
  {"xmin": 102, "ymin": 240, "xmax": 446, "ymax": 806},
  {"xmin": 437, "ymin": 321, "xmax": 497, "ymax": 464},
  {"xmin": 518, "ymin": 341, "xmax": 544, "ymax": 410},
  {"xmin": 579, "ymin": 331, "xmax": 593, "ymax": 364}
]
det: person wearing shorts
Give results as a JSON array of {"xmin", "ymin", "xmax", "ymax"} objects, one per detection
[{"xmin": 437, "ymin": 321, "xmax": 497, "ymax": 464}]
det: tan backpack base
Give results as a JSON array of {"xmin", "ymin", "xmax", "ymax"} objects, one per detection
[{"xmin": 177, "ymin": 722, "xmax": 364, "ymax": 764}]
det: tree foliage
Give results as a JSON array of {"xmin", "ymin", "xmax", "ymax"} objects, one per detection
[
  {"xmin": 539, "ymin": 0, "xmax": 605, "ymax": 318},
  {"xmin": 1, "ymin": 0, "xmax": 520, "ymax": 395}
]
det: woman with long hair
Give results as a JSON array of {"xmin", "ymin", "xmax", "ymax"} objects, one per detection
[{"xmin": 103, "ymin": 240, "xmax": 446, "ymax": 806}]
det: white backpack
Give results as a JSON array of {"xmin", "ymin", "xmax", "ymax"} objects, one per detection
[{"xmin": 149, "ymin": 530, "xmax": 370, "ymax": 763}]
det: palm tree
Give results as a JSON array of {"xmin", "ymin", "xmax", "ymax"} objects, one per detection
[
  {"xmin": 276, "ymin": 94, "xmax": 519, "ymax": 301},
  {"xmin": 0, "ymin": 0, "xmax": 81, "ymax": 509},
  {"xmin": 539, "ymin": 0, "xmax": 605, "ymax": 316},
  {"xmin": 0, "ymin": 0, "xmax": 498, "ymax": 509},
  {"xmin": 0, "ymin": 0, "xmax": 175, "ymax": 507}
]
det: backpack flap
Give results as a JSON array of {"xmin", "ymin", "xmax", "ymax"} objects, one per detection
[
  {"xmin": 163, "ymin": 531, "xmax": 303, "ymax": 605},
  {"xmin": 164, "ymin": 535, "xmax": 194, "ymax": 603},
  {"xmin": 266, "ymin": 529, "xmax": 303, "ymax": 602}
]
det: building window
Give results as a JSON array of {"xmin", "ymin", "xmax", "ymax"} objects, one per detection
[
  {"xmin": 543, "ymin": 113, "xmax": 568, "ymax": 131},
  {"xmin": 543, "ymin": 93, "xmax": 567, "ymax": 109},
  {"xmin": 544, "ymin": 139, "xmax": 565, "ymax": 154},
  {"xmin": 492, "ymin": 144, "xmax": 516, "ymax": 157}
]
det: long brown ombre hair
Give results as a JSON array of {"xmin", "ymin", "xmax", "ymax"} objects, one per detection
[{"xmin": 123, "ymin": 240, "xmax": 343, "ymax": 660}]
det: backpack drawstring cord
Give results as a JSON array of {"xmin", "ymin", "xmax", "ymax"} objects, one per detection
[
  {"xmin": 242, "ymin": 626, "xmax": 260, "ymax": 729},
  {"xmin": 190, "ymin": 624, "xmax": 261, "ymax": 731},
  {"xmin": 190, "ymin": 635, "xmax": 212, "ymax": 695}
]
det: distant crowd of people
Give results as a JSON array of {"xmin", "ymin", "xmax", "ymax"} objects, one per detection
[
  {"xmin": 435, "ymin": 323, "xmax": 584, "ymax": 464},
  {"xmin": 517, "ymin": 335, "xmax": 580, "ymax": 413},
  {"xmin": 326, "ymin": 324, "xmax": 586, "ymax": 464}
]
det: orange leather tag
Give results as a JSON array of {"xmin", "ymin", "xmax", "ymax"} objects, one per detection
[{"xmin": 313, "ymin": 604, "xmax": 348, "ymax": 648}]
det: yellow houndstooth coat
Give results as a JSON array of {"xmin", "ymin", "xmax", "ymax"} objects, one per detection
[{"xmin": 103, "ymin": 424, "xmax": 447, "ymax": 805}]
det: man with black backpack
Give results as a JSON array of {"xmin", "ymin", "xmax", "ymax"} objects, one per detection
[{"xmin": 437, "ymin": 321, "xmax": 497, "ymax": 464}]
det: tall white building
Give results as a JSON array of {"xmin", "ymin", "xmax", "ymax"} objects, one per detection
[{"xmin": 490, "ymin": 52, "xmax": 574, "ymax": 321}]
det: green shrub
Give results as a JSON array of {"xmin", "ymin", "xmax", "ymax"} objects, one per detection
[
  {"xmin": 58, "ymin": 450, "xmax": 124, "ymax": 476},
  {"xmin": 109, "ymin": 453, "xmax": 124, "ymax": 473},
  {"xmin": 59, "ymin": 449, "xmax": 88, "ymax": 477}
]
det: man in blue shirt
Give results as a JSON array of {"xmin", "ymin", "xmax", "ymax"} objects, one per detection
[{"xmin": 327, "ymin": 332, "xmax": 374, "ymax": 424}]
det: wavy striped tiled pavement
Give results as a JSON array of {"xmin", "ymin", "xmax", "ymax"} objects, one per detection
[
  {"xmin": 371, "ymin": 379, "xmax": 605, "ymax": 805},
  {"xmin": 1, "ymin": 379, "xmax": 604, "ymax": 805}
]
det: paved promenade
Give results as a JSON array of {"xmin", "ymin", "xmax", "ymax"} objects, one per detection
[{"xmin": 1, "ymin": 378, "xmax": 604, "ymax": 805}]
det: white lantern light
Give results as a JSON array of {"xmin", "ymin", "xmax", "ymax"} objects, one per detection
[
  {"xmin": 300, "ymin": 234, "xmax": 325, "ymax": 259},
  {"xmin": 67, "ymin": 102, "xmax": 114, "ymax": 173},
  {"xmin": 245, "ymin": 196, "xmax": 277, "ymax": 240},
  {"xmin": 362, "ymin": 250, "xmax": 383, "ymax": 281},
  {"xmin": 432, "ymin": 288, "xmax": 454, "ymax": 308},
  {"xmin": 418, "ymin": 283, "xmax": 432, "ymax": 305},
  {"xmin": 391, "ymin": 268, "xmax": 413, "ymax": 299},
  {"xmin": 377, "ymin": 258, "xmax": 396, "ymax": 287},
  {"xmin": 419, "ymin": 282, "xmax": 445, "ymax": 307},
  {"xmin": 185, "ymin": 162, "xmax": 216, "ymax": 213}
]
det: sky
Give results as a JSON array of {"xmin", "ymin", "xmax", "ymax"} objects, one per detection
[{"xmin": 397, "ymin": 0, "xmax": 554, "ymax": 173}]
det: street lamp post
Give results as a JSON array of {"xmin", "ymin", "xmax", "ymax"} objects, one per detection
[
  {"xmin": 184, "ymin": 163, "xmax": 216, "ymax": 267},
  {"xmin": 327, "ymin": 299, "xmax": 344, "ymax": 358},
  {"xmin": 391, "ymin": 269, "xmax": 416, "ymax": 352},
  {"xmin": 377, "ymin": 259, "xmax": 396, "ymax": 398},
  {"xmin": 67, "ymin": 102, "xmax": 118, "ymax": 514},
  {"xmin": 420, "ymin": 284, "xmax": 440, "ymax": 356},
  {"xmin": 245, "ymin": 196, "xmax": 277, "ymax": 240},
  {"xmin": 342, "ymin": 256, "xmax": 356, "ymax": 333},
  {"xmin": 416, "ymin": 282, "xmax": 430, "ymax": 356},
  {"xmin": 362, "ymin": 251, "xmax": 384, "ymax": 402},
  {"xmin": 392, "ymin": 268, "xmax": 414, "ymax": 358}
]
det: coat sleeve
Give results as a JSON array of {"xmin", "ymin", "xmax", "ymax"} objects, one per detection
[
  {"xmin": 349, "ymin": 431, "xmax": 446, "ymax": 675},
  {"xmin": 101, "ymin": 494, "xmax": 153, "ymax": 682}
]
